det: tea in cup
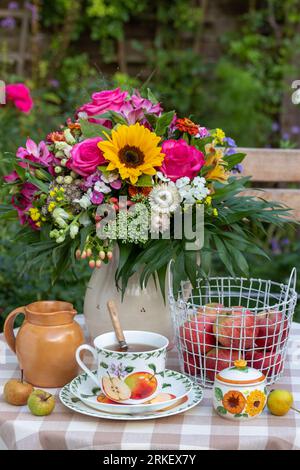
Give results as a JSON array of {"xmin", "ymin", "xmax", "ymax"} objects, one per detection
[{"xmin": 75, "ymin": 330, "xmax": 168, "ymax": 404}]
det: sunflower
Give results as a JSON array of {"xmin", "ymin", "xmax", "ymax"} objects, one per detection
[
  {"xmin": 222, "ymin": 390, "xmax": 246, "ymax": 414},
  {"xmin": 245, "ymin": 390, "xmax": 266, "ymax": 417},
  {"xmin": 98, "ymin": 123, "xmax": 164, "ymax": 185}
]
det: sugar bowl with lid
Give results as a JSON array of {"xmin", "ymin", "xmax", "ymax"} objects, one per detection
[{"xmin": 213, "ymin": 359, "xmax": 268, "ymax": 420}]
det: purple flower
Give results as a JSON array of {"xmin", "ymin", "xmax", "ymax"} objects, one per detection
[
  {"xmin": 25, "ymin": 2, "xmax": 38, "ymax": 21},
  {"xmin": 232, "ymin": 163, "xmax": 243, "ymax": 174},
  {"xmin": 225, "ymin": 148, "xmax": 237, "ymax": 156},
  {"xmin": 198, "ymin": 127, "xmax": 210, "ymax": 138},
  {"xmin": 48, "ymin": 79, "xmax": 60, "ymax": 88},
  {"xmin": 110, "ymin": 179, "xmax": 122, "ymax": 190},
  {"xmin": 282, "ymin": 132, "xmax": 290, "ymax": 141},
  {"xmin": 281, "ymin": 237, "xmax": 290, "ymax": 246},
  {"xmin": 224, "ymin": 136, "xmax": 236, "ymax": 147},
  {"xmin": 17, "ymin": 138, "xmax": 53, "ymax": 167},
  {"xmin": 108, "ymin": 363, "xmax": 127, "ymax": 378},
  {"xmin": 291, "ymin": 125, "xmax": 300, "ymax": 134},
  {"xmin": 0, "ymin": 17, "xmax": 16, "ymax": 29},
  {"xmin": 120, "ymin": 91, "xmax": 163, "ymax": 127},
  {"xmin": 270, "ymin": 238, "xmax": 281, "ymax": 254},
  {"xmin": 272, "ymin": 122, "xmax": 280, "ymax": 132},
  {"xmin": 8, "ymin": 1, "xmax": 18, "ymax": 9},
  {"xmin": 3, "ymin": 170, "xmax": 19, "ymax": 183},
  {"xmin": 90, "ymin": 190, "xmax": 104, "ymax": 205}
]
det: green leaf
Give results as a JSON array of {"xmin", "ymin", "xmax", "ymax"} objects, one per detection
[
  {"xmin": 79, "ymin": 119, "xmax": 111, "ymax": 139},
  {"xmin": 148, "ymin": 363, "xmax": 157, "ymax": 374},
  {"xmin": 162, "ymin": 383, "xmax": 172, "ymax": 389},
  {"xmin": 223, "ymin": 152, "xmax": 246, "ymax": 170},
  {"xmin": 217, "ymin": 406, "xmax": 227, "ymax": 415},
  {"xmin": 92, "ymin": 110, "xmax": 127, "ymax": 125},
  {"xmin": 100, "ymin": 361, "xmax": 108, "ymax": 369},
  {"xmin": 147, "ymin": 88, "xmax": 159, "ymax": 104},
  {"xmin": 214, "ymin": 387, "xmax": 223, "ymax": 401},
  {"xmin": 124, "ymin": 366, "xmax": 134, "ymax": 373},
  {"xmin": 155, "ymin": 111, "xmax": 175, "ymax": 136},
  {"xmin": 135, "ymin": 174, "xmax": 153, "ymax": 187},
  {"xmin": 91, "ymin": 387, "xmax": 101, "ymax": 395},
  {"xmin": 184, "ymin": 250, "xmax": 198, "ymax": 288}
]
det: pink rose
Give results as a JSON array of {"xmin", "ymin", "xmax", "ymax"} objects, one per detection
[
  {"xmin": 68, "ymin": 137, "xmax": 106, "ymax": 177},
  {"xmin": 160, "ymin": 139, "xmax": 205, "ymax": 182},
  {"xmin": 76, "ymin": 88, "xmax": 128, "ymax": 127},
  {"xmin": 6, "ymin": 83, "xmax": 33, "ymax": 113}
]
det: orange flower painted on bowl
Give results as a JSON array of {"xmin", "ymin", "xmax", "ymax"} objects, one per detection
[
  {"xmin": 176, "ymin": 118, "xmax": 199, "ymax": 136},
  {"xmin": 245, "ymin": 390, "xmax": 266, "ymax": 417},
  {"xmin": 222, "ymin": 390, "xmax": 246, "ymax": 414}
]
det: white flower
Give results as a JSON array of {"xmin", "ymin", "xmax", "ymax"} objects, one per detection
[
  {"xmin": 151, "ymin": 212, "xmax": 170, "ymax": 233},
  {"xmin": 191, "ymin": 186, "xmax": 209, "ymax": 201},
  {"xmin": 54, "ymin": 141, "xmax": 73, "ymax": 158},
  {"xmin": 101, "ymin": 172, "xmax": 119, "ymax": 184},
  {"xmin": 79, "ymin": 212, "xmax": 91, "ymax": 226},
  {"xmin": 175, "ymin": 177, "xmax": 190, "ymax": 189},
  {"xmin": 94, "ymin": 180, "xmax": 111, "ymax": 194},
  {"xmin": 149, "ymin": 182, "xmax": 180, "ymax": 214},
  {"xmin": 52, "ymin": 207, "xmax": 70, "ymax": 220},
  {"xmin": 63, "ymin": 128, "xmax": 76, "ymax": 145},
  {"xmin": 192, "ymin": 176, "xmax": 206, "ymax": 187},
  {"xmin": 156, "ymin": 171, "xmax": 170, "ymax": 183},
  {"xmin": 74, "ymin": 192, "xmax": 91, "ymax": 209},
  {"xmin": 77, "ymin": 111, "xmax": 88, "ymax": 119},
  {"xmin": 292, "ymin": 88, "xmax": 300, "ymax": 105},
  {"xmin": 70, "ymin": 224, "xmax": 79, "ymax": 239}
]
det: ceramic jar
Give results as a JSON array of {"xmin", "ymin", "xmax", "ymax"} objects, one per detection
[
  {"xmin": 3, "ymin": 301, "xmax": 84, "ymax": 388},
  {"xmin": 213, "ymin": 359, "xmax": 268, "ymax": 420}
]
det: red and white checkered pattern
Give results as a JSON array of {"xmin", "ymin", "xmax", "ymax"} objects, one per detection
[{"xmin": 0, "ymin": 317, "xmax": 300, "ymax": 450}]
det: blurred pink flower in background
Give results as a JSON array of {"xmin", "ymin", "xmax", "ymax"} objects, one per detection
[
  {"xmin": 12, "ymin": 182, "xmax": 38, "ymax": 226},
  {"xmin": 5, "ymin": 83, "xmax": 33, "ymax": 113}
]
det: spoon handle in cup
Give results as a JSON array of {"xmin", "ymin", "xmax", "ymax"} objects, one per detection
[{"xmin": 107, "ymin": 300, "xmax": 128, "ymax": 350}]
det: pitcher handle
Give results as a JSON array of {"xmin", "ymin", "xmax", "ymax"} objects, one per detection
[
  {"xmin": 3, "ymin": 307, "xmax": 26, "ymax": 353},
  {"xmin": 75, "ymin": 344, "xmax": 99, "ymax": 387}
]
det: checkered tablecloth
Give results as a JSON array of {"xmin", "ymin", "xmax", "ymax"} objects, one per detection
[{"xmin": 1, "ymin": 316, "xmax": 300, "ymax": 450}]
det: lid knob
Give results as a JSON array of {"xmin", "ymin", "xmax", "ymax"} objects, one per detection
[{"xmin": 234, "ymin": 359, "xmax": 247, "ymax": 369}]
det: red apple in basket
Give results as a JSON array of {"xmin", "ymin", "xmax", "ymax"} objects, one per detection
[
  {"xmin": 213, "ymin": 307, "xmax": 256, "ymax": 349},
  {"xmin": 205, "ymin": 348, "xmax": 240, "ymax": 381},
  {"xmin": 255, "ymin": 311, "xmax": 288, "ymax": 350},
  {"xmin": 197, "ymin": 303, "xmax": 224, "ymax": 322},
  {"xmin": 246, "ymin": 350, "xmax": 283, "ymax": 378},
  {"xmin": 182, "ymin": 351, "xmax": 203, "ymax": 376},
  {"xmin": 179, "ymin": 314, "xmax": 216, "ymax": 355}
]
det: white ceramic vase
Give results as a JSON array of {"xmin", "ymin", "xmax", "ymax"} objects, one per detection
[{"xmin": 83, "ymin": 250, "xmax": 173, "ymax": 342}]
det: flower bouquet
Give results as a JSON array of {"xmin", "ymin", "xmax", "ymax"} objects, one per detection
[{"xmin": 1, "ymin": 87, "xmax": 289, "ymax": 298}]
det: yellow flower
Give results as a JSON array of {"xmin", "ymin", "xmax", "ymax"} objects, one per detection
[
  {"xmin": 48, "ymin": 202, "xmax": 56, "ymax": 212},
  {"xmin": 49, "ymin": 190, "xmax": 56, "ymax": 197},
  {"xmin": 213, "ymin": 208, "xmax": 218, "ymax": 217},
  {"xmin": 204, "ymin": 144, "xmax": 228, "ymax": 183},
  {"xmin": 212, "ymin": 128, "xmax": 226, "ymax": 144},
  {"xmin": 36, "ymin": 221, "xmax": 41, "ymax": 227},
  {"xmin": 245, "ymin": 390, "xmax": 266, "ymax": 417},
  {"xmin": 98, "ymin": 123, "xmax": 164, "ymax": 185},
  {"xmin": 28, "ymin": 208, "xmax": 40, "ymax": 222},
  {"xmin": 205, "ymin": 196, "xmax": 212, "ymax": 205}
]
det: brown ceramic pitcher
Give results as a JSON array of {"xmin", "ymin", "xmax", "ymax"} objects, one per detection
[{"xmin": 4, "ymin": 301, "xmax": 84, "ymax": 388}]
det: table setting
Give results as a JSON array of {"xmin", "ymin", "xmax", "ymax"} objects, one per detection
[{"xmin": 1, "ymin": 86, "xmax": 300, "ymax": 451}]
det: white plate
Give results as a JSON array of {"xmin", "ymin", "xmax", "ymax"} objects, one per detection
[
  {"xmin": 69, "ymin": 369, "xmax": 194, "ymax": 415},
  {"xmin": 60, "ymin": 381, "xmax": 203, "ymax": 421}
]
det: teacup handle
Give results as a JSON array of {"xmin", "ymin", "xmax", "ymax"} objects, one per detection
[{"xmin": 75, "ymin": 344, "xmax": 99, "ymax": 387}]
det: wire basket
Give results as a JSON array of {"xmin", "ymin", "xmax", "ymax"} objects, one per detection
[{"xmin": 169, "ymin": 268, "xmax": 298, "ymax": 388}]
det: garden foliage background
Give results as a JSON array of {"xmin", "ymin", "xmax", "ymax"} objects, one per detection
[{"xmin": 0, "ymin": 0, "xmax": 300, "ymax": 330}]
